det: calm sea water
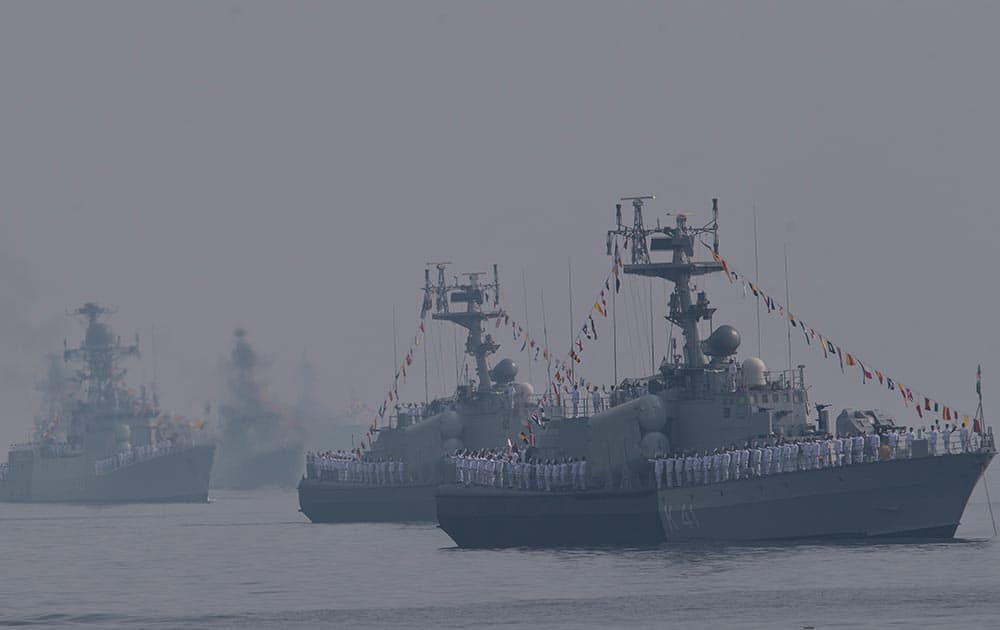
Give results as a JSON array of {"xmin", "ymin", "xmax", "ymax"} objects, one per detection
[{"xmin": 2, "ymin": 475, "xmax": 999, "ymax": 629}]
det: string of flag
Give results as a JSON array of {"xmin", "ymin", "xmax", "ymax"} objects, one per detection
[
  {"xmin": 708, "ymin": 244, "xmax": 982, "ymax": 429},
  {"xmin": 490, "ymin": 243, "xmax": 626, "ymax": 409},
  {"xmin": 358, "ymin": 310, "xmax": 429, "ymax": 455}
]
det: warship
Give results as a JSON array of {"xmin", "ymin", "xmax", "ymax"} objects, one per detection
[
  {"xmin": 0, "ymin": 303, "xmax": 215, "ymax": 503},
  {"xmin": 212, "ymin": 328, "xmax": 304, "ymax": 489},
  {"xmin": 298, "ymin": 265, "xmax": 535, "ymax": 522},
  {"xmin": 436, "ymin": 197, "xmax": 995, "ymax": 547}
]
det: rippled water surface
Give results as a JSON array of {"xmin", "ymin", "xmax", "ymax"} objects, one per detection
[{"xmin": 3, "ymin": 476, "xmax": 999, "ymax": 629}]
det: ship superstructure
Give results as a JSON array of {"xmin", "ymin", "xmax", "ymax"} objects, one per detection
[
  {"xmin": 0, "ymin": 303, "xmax": 214, "ymax": 503},
  {"xmin": 436, "ymin": 197, "xmax": 995, "ymax": 547}
]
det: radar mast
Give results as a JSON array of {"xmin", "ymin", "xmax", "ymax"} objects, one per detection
[
  {"xmin": 607, "ymin": 197, "xmax": 722, "ymax": 368},
  {"xmin": 63, "ymin": 302, "xmax": 140, "ymax": 409},
  {"xmin": 424, "ymin": 263, "xmax": 502, "ymax": 393}
]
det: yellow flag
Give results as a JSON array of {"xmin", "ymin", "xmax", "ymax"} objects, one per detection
[{"xmin": 594, "ymin": 302, "xmax": 606, "ymax": 317}]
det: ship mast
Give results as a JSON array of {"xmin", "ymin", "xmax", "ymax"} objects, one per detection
[
  {"xmin": 63, "ymin": 302, "xmax": 140, "ymax": 410},
  {"xmin": 424, "ymin": 263, "xmax": 502, "ymax": 393},
  {"xmin": 606, "ymin": 197, "xmax": 722, "ymax": 369}
]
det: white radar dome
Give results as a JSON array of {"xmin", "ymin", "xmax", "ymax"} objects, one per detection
[{"xmin": 742, "ymin": 357, "xmax": 767, "ymax": 388}]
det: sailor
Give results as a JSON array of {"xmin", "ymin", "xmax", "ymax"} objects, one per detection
[
  {"xmin": 816, "ymin": 439, "xmax": 827, "ymax": 469},
  {"xmin": 761, "ymin": 445, "xmax": 772, "ymax": 477},
  {"xmin": 700, "ymin": 452, "xmax": 711, "ymax": 484},
  {"xmin": 721, "ymin": 449, "xmax": 731, "ymax": 482},
  {"xmin": 905, "ymin": 427, "xmax": 915, "ymax": 458},
  {"xmin": 751, "ymin": 444, "xmax": 762, "ymax": 477},
  {"xmin": 591, "ymin": 387, "xmax": 602, "ymax": 414},
  {"xmin": 853, "ymin": 434, "xmax": 865, "ymax": 464},
  {"xmin": 960, "ymin": 423, "xmax": 970, "ymax": 453},
  {"xmin": 674, "ymin": 454, "xmax": 685, "ymax": 487},
  {"xmin": 728, "ymin": 359, "xmax": 738, "ymax": 393},
  {"xmin": 579, "ymin": 457, "xmax": 588, "ymax": 490},
  {"xmin": 664, "ymin": 454, "xmax": 675, "ymax": 488},
  {"xmin": 929, "ymin": 426, "xmax": 940, "ymax": 456},
  {"xmin": 653, "ymin": 455, "xmax": 664, "ymax": 489},
  {"xmin": 571, "ymin": 386, "xmax": 580, "ymax": 417},
  {"xmin": 887, "ymin": 430, "xmax": 898, "ymax": 460},
  {"xmin": 943, "ymin": 425, "xmax": 952, "ymax": 455},
  {"xmin": 869, "ymin": 432, "xmax": 881, "ymax": 462},
  {"xmin": 398, "ymin": 459, "xmax": 407, "ymax": 484},
  {"xmin": 712, "ymin": 450, "xmax": 723, "ymax": 483}
]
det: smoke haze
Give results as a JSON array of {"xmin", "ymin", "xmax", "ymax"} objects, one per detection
[{"xmin": 2, "ymin": 2, "xmax": 999, "ymax": 446}]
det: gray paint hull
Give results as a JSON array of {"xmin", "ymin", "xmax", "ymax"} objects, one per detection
[
  {"xmin": 297, "ymin": 479, "xmax": 437, "ymax": 523},
  {"xmin": 0, "ymin": 444, "xmax": 215, "ymax": 504},
  {"xmin": 436, "ymin": 451, "xmax": 993, "ymax": 548}
]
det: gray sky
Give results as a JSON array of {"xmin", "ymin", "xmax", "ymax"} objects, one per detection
[{"xmin": 2, "ymin": 1, "xmax": 998, "ymax": 446}]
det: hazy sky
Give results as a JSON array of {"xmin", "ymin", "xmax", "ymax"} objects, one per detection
[{"xmin": 2, "ymin": 1, "xmax": 999, "ymax": 446}]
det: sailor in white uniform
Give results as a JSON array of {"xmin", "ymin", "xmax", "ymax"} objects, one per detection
[
  {"xmin": 760, "ymin": 444, "xmax": 774, "ymax": 477},
  {"xmin": 853, "ymin": 435, "xmax": 865, "ymax": 464},
  {"xmin": 887, "ymin": 431, "xmax": 898, "ymax": 459},
  {"xmin": 591, "ymin": 387, "xmax": 602, "ymax": 414}
]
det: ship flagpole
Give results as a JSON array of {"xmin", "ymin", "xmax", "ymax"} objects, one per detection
[
  {"xmin": 423, "ymin": 327, "xmax": 429, "ymax": 406},
  {"xmin": 568, "ymin": 258, "xmax": 574, "ymax": 358},
  {"xmin": 541, "ymin": 291, "xmax": 552, "ymax": 403},
  {"xmin": 612, "ymin": 264, "xmax": 618, "ymax": 399},
  {"xmin": 753, "ymin": 202, "xmax": 762, "ymax": 357},
  {"xmin": 649, "ymin": 280, "xmax": 655, "ymax": 372},
  {"xmin": 392, "ymin": 305, "xmax": 398, "ymax": 429},
  {"xmin": 522, "ymin": 268, "xmax": 534, "ymax": 385},
  {"xmin": 784, "ymin": 244, "xmax": 792, "ymax": 377}
]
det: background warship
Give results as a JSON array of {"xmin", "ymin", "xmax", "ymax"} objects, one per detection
[
  {"xmin": 298, "ymin": 265, "xmax": 534, "ymax": 522},
  {"xmin": 212, "ymin": 328, "xmax": 304, "ymax": 489},
  {"xmin": 436, "ymin": 197, "xmax": 996, "ymax": 547},
  {"xmin": 0, "ymin": 303, "xmax": 215, "ymax": 503}
]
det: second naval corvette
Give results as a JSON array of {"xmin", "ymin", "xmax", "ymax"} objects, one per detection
[{"xmin": 298, "ymin": 265, "xmax": 537, "ymax": 522}]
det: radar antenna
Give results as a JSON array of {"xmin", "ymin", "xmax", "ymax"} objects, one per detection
[
  {"xmin": 607, "ymin": 198, "xmax": 722, "ymax": 368},
  {"xmin": 426, "ymin": 263, "xmax": 502, "ymax": 393}
]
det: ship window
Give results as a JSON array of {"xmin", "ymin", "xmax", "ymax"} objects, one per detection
[
  {"xmin": 723, "ymin": 407, "xmax": 731, "ymax": 419},
  {"xmin": 784, "ymin": 394, "xmax": 790, "ymax": 403}
]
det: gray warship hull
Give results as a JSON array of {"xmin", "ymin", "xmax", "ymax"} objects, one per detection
[
  {"xmin": 212, "ymin": 444, "xmax": 303, "ymax": 490},
  {"xmin": 0, "ymin": 444, "xmax": 215, "ymax": 504},
  {"xmin": 298, "ymin": 479, "xmax": 437, "ymax": 523},
  {"xmin": 436, "ymin": 451, "xmax": 993, "ymax": 548}
]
